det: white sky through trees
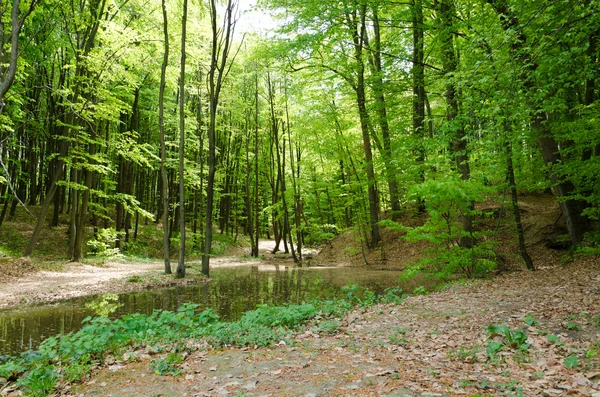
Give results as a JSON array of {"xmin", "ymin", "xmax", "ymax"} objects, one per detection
[{"xmin": 235, "ymin": 0, "xmax": 277, "ymax": 34}]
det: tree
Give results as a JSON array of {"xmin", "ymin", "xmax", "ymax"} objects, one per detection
[
  {"xmin": 202, "ymin": 0, "xmax": 238, "ymax": 276},
  {"xmin": 159, "ymin": 0, "xmax": 171, "ymax": 274},
  {"xmin": 0, "ymin": 0, "xmax": 37, "ymax": 114},
  {"xmin": 176, "ymin": 0, "xmax": 188, "ymax": 278},
  {"xmin": 485, "ymin": 0, "xmax": 590, "ymax": 246}
]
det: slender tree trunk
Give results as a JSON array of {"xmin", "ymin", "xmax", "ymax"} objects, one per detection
[
  {"xmin": 176, "ymin": 0, "xmax": 188, "ymax": 278},
  {"xmin": 505, "ymin": 135, "xmax": 535, "ymax": 270},
  {"xmin": 23, "ymin": 161, "xmax": 64, "ymax": 257},
  {"xmin": 412, "ymin": 0, "xmax": 426, "ymax": 197},
  {"xmin": 285, "ymin": 93, "xmax": 302, "ymax": 261},
  {"xmin": 0, "ymin": 0, "xmax": 29, "ymax": 114},
  {"xmin": 253, "ymin": 71, "xmax": 260, "ymax": 256},
  {"xmin": 366, "ymin": 6, "xmax": 400, "ymax": 215},
  {"xmin": 73, "ymin": 143, "xmax": 95, "ymax": 262},
  {"xmin": 203, "ymin": 0, "xmax": 237, "ymax": 276},
  {"xmin": 439, "ymin": 0, "xmax": 473, "ymax": 248},
  {"xmin": 159, "ymin": 0, "xmax": 171, "ymax": 274},
  {"xmin": 68, "ymin": 168, "xmax": 79, "ymax": 259},
  {"xmin": 354, "ymin": 8, "xmax": 380, "ymax": 247}
]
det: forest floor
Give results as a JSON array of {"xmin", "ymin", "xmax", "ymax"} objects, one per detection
[
  {"xmin": 1, "ymin": 194, "xmax": 600, "ymax": 396},
  {"xmin": 54, "ymin": 255, "xmax": 599, "ymax": 397}
]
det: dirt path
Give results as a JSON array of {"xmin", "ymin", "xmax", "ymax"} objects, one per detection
[
  {"xmin": 57, "ymin": 257, "xmax": 600, "ymax": 397},
  {"xmin": 0, "ymin": 260, "xmax": 164, "ymax": 307},
  {"xmin": 0, "ymin": 240, "xmax": 313, "ymax": 308}
]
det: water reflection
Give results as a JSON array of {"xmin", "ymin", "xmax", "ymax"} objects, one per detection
[{"xmin": 0, "ymin": 265, "xmax": 411, "ymax": 356}]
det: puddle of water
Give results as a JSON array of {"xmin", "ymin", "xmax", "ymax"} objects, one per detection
[{"xmin": 0, "ymin": 265, "xmax": 436, "ymax": 356}]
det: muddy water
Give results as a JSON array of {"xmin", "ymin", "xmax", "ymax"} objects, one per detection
[{"xmin": 0, "ymin": 265, "xmax": 433, "ymax": 356}]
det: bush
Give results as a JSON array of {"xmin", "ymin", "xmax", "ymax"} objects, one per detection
[
  {"xmin": 304, "ymin": 224, "xmax": 339, "ymax": 247},
  {"xmin": 382, "ymin": 179, "xmax": 497, "ymax": 281},
  {"xmin": 87, "ymin": 228, "xmax": 122, "ymax": 258}
]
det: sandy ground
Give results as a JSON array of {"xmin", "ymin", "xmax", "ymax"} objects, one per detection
[{"xmin": 0, "ymin": 260, "xmax": 163, "ymax": 307}]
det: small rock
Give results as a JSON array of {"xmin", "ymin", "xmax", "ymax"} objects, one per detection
[
  {"xmin": 0, "ymin": 377, "xmax": 7, "ymax": 386},
  {"xmin": 575, "ymin": 376, "xmax": 591, "ymax": 386},
  {"xmin": 185, "ymin": 375, "xmax": 194, "ymax": 381},
  {"xmin": 242, "ymin": 381, "xmax": 258, "ymax": 390}
]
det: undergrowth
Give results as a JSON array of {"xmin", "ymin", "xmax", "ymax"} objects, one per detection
[{"xmin": 0, "ymin": 284, "xmax": 407, "ymax": 397}]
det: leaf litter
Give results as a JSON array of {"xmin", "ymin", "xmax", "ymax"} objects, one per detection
[{"xmin": 51, "ymin": 255, "xmax": 600, "ymax": 397}]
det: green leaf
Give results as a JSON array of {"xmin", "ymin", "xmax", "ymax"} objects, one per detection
[{"xmin": 563, "ymin": 355, "xmax": 579, "ymax": 369}]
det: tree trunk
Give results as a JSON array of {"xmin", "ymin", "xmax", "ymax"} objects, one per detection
[
  {"xmin": 412, "ymin": 0, "xmax": 426, "ymax": 198},
  {"xmin": 176, "ymin": 0, "xmax": 188, "ymax": 279},
  {"xmin": 253, "ymin": 71, "xmax": 260, "ymax": 256},
  {"xmin": 366, "ymin": 6, "xmax": 400, "ymax": 215},
  {"xmin": 347, "ymin": 5, "xmax": 380, "ymax": 248},
  {"xmin": 439, "ymin": 0, "xmax": 473, "ymax": 248},
  {"xmin": 73, "ymin": 143, "xmax": 96, "ymax": 262},
  {"xmin": 159, "ymin": 0, "xmax": 171, "ymax": 274},
  {"xmin": 203, "ymin": 0, "xmax": 237, "ymax": 276},
  {"xmin": 505, "ymin": 136, "xmax": 535, "ymax": 270}
]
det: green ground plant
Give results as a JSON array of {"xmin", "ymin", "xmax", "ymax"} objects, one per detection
[
  {"xmin": 447, "ymin": 345, "xmax": 481, "ymax": 362},
  {"xmin": 486, "ymin": 324, "xmax": 530, "ymax": 360},
  {"xmin": 150, "ymin": 352, "xmax": 183, "ymax": 375}
]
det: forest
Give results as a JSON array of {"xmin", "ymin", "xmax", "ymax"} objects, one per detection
[
  {"xmin": 0, "ymin": 0, "xmax": 598, "ymax": 275},
  {"xmin": 1, "ymin": 0, "xmax": 600, "ymax": 395}
]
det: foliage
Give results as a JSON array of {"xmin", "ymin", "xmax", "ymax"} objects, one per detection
[
  {"xmin": 313, "ymin": 320, "xmax": 340, "ymax": 334},
  {"xmin": 447, "ymin": 345, "xmax": 481, "ymax": 362},
  {"xmin": 303, "ymin": 224, "xmax": 338, "ymax": 247},
  {"xmin": 87, "ymin": 229, "xmax": 122, "ymax": 258},
  {"xmin": 16, "ymin": 365, "xmax": 58, "ymax": 397},
  {"xmin": 341, "ymin": 284, "xmax": 378, "ymax": 307},
  {"xmin": 486, "ymin": 324, "xmax": 530, "ymax": 359},
  {"xmin": 523, "ymin": 314, "xmax": 539, "ymax": 327},
  {"xmin": 563, "ymin": 355, "xmax": 579, "ymax": 369},
  {"xmin": 150, "ymin": 352, "xmax": 183, "ymax": 376},
  {"xmin": 388, "ymin": 327, "xmax": 407, "ymax": 345},
  {"xmin": 380, "ymin": 287, "xmax": 407, "ymax": 304},
  {"xmin": 85, "ymin": 293, "xmax": 123, "ymax": 317},
  {"xmin": 385, "ymin": 180, "xmax": 497, "ymax": 281}
]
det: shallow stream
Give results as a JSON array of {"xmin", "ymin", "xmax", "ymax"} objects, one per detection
[{"xmin": 0, "ymin": 264, "xmax": 432, "ymax": 356}]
